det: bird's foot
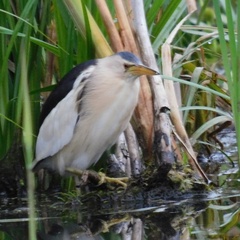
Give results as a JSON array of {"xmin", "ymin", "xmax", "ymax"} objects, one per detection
[
  {"xmin": 98, "ymin": 172, "xmax": 128, "ymax": 188},
  {"xmin": 66, "ymin": 167, "xmax": 129, "ymax": 188}
]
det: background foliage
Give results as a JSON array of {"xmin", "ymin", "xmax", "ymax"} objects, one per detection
[{"xmin": 0, "ymin": 0, "xmax": 239, "ymax": 238}]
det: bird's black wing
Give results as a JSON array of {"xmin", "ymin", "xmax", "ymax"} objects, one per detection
[
  {"xmin": 39, "ymin": 59, "xmax": 97, "ymax": 126},
  {"xmin": 32, "ymin": 59, "xmax": 97, "ymax": 167}
]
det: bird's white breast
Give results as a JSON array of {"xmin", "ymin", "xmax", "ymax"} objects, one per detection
[{"xmin": 58, "ymin": 77, "xmax": 140, "ymax": 171}]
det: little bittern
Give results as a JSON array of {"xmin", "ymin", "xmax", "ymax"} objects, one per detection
[{"xmin": 32, "ymin": 52, "xmax": 159, "ymax": 178}]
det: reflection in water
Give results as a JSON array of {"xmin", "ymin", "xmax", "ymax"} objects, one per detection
[
  {"xmin": 0, "ymin": 195, "xmax": 209, "ymax": 239},
  {"xmin": 0, "ymin": 128, "xmax": 239, "ymax": 239},
  {"xmin": 1, "ymin": 181, "xmax": 240, "ymax": 239}
]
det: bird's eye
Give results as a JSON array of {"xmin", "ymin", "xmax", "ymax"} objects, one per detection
[{"xmin": 123, "ymin": 64, "xmax": 132, "ymax": 70}]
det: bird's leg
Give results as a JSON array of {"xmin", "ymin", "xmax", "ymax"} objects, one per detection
[
  {"xmin": 66, "ymin": 168, "xmax": 100, "ymax": 185},
  {"xmin": 66, "ymin": 167, "xmax": 129, "ymax": 188},
  {"xmin": 98, "ymin": 172, "xmax": 129, "ymax": 188},
  {"xmin": 74, "ymin": 176, "xmax": 81, "ymax": 195}
]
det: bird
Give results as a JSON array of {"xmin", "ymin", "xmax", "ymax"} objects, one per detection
[{"xmin": 31, "ymin": 51, "xmax": 159, "ymax": 185}]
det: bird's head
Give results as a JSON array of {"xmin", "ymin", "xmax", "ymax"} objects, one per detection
[
  {"xmin": 97, "ymin": 52, "xmax": 159, "ymax": 82},
  {"xmin": 118, "ymin": 51, "xmax": 159, "ymax": 78}
]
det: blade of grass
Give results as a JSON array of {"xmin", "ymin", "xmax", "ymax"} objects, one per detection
[
  {"xmin": 180, "ymin": 106, "xmax": 232, "ymax": 119},
  {"xmin": 183, "ymin": 67, "xmax": 204, "ymax": 124},
  {"xmin": 190, "ymin": 115, "xmax": 232, "ymax": 145},
  {"xmin": 19, "ymin": 20, "xmax": 36, "ymax": 240},
  {"xmin": 63, "ymin": 0, "xmax": 112, "ymax": 57},
  {"xmin": 161, "ymin": 75, "xmax": 230, "ymax": 100},
  {"xmin": 146, "ymin": 0, "xmax": 164, "ymax": 26},
  {"xmin": 213, "ymin": 1, "xmax": 240, "ymax": 160},
  {"xmin": 152, "ymin": 0, "xmax": 185, "ymax": 51}
]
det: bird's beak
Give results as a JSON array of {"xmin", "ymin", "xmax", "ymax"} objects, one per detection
[{"xmin": 127, "ymin": 65, "xmax": 159, "ymax": 76}]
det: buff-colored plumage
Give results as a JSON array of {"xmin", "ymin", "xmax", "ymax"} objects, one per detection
[{"xmin": 32, "ymin": 52, "xmax": 158, "ymax": 175}]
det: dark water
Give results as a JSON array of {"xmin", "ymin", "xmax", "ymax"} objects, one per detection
[
  {"xmin": 0, "ymin": 128, "xmax": 239, "ymax": 240},
  {"xmin": 1, "ymin": 187, "xmax": 240, "ymax": 239}
]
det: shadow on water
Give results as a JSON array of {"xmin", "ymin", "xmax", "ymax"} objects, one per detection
[{"xmin": 0, "ymin": 127, "xmax": 239, "ymax": 240}]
